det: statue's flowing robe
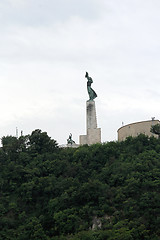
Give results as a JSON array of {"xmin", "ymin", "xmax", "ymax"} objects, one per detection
[{"xmin": 87, "ymin": 78, "xmax": 97, "ymax": 100}]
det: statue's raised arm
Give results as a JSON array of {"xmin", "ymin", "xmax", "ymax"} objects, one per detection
[{"xmin": 85, "ymin": 72, "xmax": 97, "ymax": 101}]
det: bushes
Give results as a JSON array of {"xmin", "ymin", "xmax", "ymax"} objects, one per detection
[{"xmin": 1, "ymin": 132, "xmax": 160, "ymax": 239}]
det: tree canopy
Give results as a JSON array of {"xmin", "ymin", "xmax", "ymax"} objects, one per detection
[
  {"xmin": 150, "ymin": 124, "xmax": 160, "ymax": 138},
  {"xmin": 0, "ymin": 132, "xmax": 160, "ymax": 239}
]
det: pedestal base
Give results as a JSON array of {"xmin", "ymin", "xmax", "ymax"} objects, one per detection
[
  {"xmin": 79, "ymin": 128, "xmax": 101, "ymax": 145},
  {"xmin": 87, "ymin": 128, "xmax": 101, "ymax": 145},
  {"xmin": 79, "ymin": 135, "xmax": 88, "ymax": 145},
  {"xmin": 67, "ymin": 143, "xmax": 79, "ymax": 148}
]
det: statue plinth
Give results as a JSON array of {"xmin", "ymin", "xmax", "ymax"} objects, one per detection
[
  {"xmin": 79, "ymin": 100, "xmax": 101, "ymax": 145},
  {"xmin": 67, "ymin": 143, "xmax": 79, "ymax": 148}
]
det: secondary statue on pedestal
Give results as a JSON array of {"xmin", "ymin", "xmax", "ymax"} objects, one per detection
[
  {"xmin": 85, "ymin": 72, "xmax": 97, "ymax": 101},
  {"xmin": 67, "ymin": 133, "xmax": 75, "ymax": 145}
]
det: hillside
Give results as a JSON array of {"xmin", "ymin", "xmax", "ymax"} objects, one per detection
[{"xmin": 0, "ymin": 130, "xmax": 160, "ymax": 239}]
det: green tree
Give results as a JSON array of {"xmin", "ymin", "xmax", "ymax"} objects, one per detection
[
  {"xmin": 1, "ymin": 136, "xmax": 19, "ymax": 160},
  {"xmin": 150, "ymin": 124, "xmax": 160, "ymax": 138},
  {"xmin": 28, "ymin": 129, "xmax": 58, "ymax": 154}
]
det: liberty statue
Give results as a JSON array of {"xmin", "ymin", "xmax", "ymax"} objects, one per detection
[{"xmin": 85, "ymin": 72, "xmax": 97, "ymax": 101}]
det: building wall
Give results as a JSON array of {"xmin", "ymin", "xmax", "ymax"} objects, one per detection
[{"xmin": 117, "ymin": 120, "xmax": 160, "ymax": 141}]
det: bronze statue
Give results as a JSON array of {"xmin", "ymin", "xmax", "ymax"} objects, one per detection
[
  {"xmin": 85, "ymin": 72, "xmax": 97, "ymax": 101},
  {"xmin": 67, "ymin": 133, "xmax": 75, "ymax": 145}
]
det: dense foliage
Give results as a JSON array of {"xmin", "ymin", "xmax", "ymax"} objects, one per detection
[
  {"xmin": 1, "ymin": 130, "xmax": 160, "ymax": 239},
  {"xmin": 151, "ymin": 124, "xmax": 160, "ymax": 138}
]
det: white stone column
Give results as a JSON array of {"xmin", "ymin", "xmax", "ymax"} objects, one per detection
[
  {"xmin": 79, "ymin": 100, "xmax": 101, "ymax": 145},
  {"xmin": 86, "ymin": 101, "xmax": 97, "ymax": 129}
]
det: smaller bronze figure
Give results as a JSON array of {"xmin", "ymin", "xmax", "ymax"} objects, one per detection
[
  {"xmin": 67, "ymin": 133, "xmax": 75, "ymax": 145},
  {"xmin": 85, "ymin": 72, "xmax": 97, "ymax": 101}
]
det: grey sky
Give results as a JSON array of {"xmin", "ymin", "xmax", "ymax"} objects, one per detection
[{"xmin": 0, "ymin": 0, "xmax": 160, "ymax": 144}]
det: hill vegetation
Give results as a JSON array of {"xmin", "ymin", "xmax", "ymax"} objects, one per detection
[{"xmin": 1, "ymin": 130, "xmax": 160, "ymax": 239}]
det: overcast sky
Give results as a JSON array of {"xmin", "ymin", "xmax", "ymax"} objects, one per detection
[{"xmin": 1, "ymin": 0, "xmax": 160, "ymax": 144}]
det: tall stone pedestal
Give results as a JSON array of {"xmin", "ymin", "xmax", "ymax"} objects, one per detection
[{"xmin": 79, "ymin": 101, "xmax": 101, "ymax": 145}]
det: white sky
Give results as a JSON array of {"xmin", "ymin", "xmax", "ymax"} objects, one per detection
[{"xmin": 1, "ymin": 0, "xmax": 160, "ymax": 144}]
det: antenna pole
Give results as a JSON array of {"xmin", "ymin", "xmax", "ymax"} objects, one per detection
[{"xmin": 16, "ymin": 127, "xmax": 18, "ymax": 138}]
